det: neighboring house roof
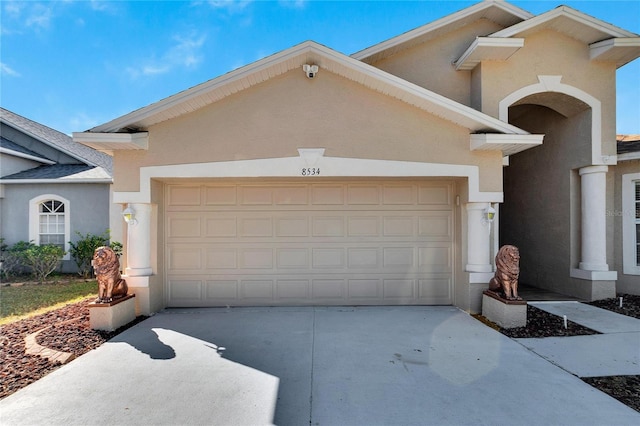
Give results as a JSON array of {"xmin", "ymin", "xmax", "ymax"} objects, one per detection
[
  {"xmin": 0, "ymin": 137, "xmax": 55, "ymax": 164},
  {"xmin": 352, "ymin": 0, "xmax": 533, "ymax": 63},
  {"xmin": 0, "ymin": 108, "xmax": 112, "ymax": 182},
  {"xmin": 1, "ymin": 164, "xmax": 111, "ymax": 181},
  {"xmin": 0, "ymin": 107, "xmax": 112, "ymax": 175},
  {"xmin": 84, "ymin": 41, "xmax": 529, "ymax": 136},
  {"xmin": 617, "ymin": 134, "xmax": 640, "ymax": 155}
]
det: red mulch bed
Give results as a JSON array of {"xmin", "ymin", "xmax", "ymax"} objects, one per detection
[{"xmin": 0, "ymin": 298, "xmax": 145, "ymax": 399}]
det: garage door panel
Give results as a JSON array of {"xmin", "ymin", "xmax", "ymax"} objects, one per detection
[
  {"xmin": 383, "ymin": 279, "xmax": 415, "ymax": 299},
  {"xmin": 166, "ymin": 181, "xmax": 454, "ymax": 306},
  {"xmin": 205, "ymin": 217, "xmax": 237, "ymax": 237},
  {"xmin": 277, "ymin": 248, "xmax": 309, "ymax": 269},
  {"xmin": 205, "ymin": 280, "xmax": 238, "ymax": 299},
  {"xmin": 276, "ymin": 217, "xmax": 309, "ymax": 237},
  {"xmin": 240, "ymin": 248, "xmax": 273, "ymax": 269},
  {"xmin": 241, "ymin": 280, "xmax": 274, "ymax": 299},
  {"xmin": 168, "ymin": 247, "xmax": 202, "ymax": 270},
  {"xmin": 204, "ymin": 185, "xmax": 237, "ymax": 205},
  {"xmin": 276, "ymin": 280, "xmax": 310, "ymax": 299},
  {"xmin": 418, "ymin": 277, "xmax": 451, "ymax": 303}
]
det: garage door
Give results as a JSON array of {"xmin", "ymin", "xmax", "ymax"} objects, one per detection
[{"xmin": 165, "ymin": 180, "xmax": 454, "ymax": 307}]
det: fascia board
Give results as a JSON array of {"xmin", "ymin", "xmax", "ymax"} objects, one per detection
[
  {"xmin": 490, "ymin": 6, "xmax": 638, "ymax": 40},
  {"xmin": 0, "ymin": 147, "xmax": 56, "ymax": 165},
  {"xmin": 352, "ymin": 1, "xmax": 532, "ymax": 62},
  {"xmin": 0, "ymin": 179, "xmax": 113, "ymax": 184},
  {"xmin": 73, "ymin": 132, "xmax": 149, "ymax": 151},
  {"xmin": 1, "ymin": 120, "xmax": 97, "ymax": 168},
  {"xmin": 470, "ymin": 133, "xmax": 544, "ymax": 156},
  {"xmin": 454, "ymin": 37, "xmax": 524, "ymax": 71},
  {"xmin": 590, "ymin": 37, "xmax": 640, "ymax": 67}
]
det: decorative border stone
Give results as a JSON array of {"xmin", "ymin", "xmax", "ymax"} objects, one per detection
[{"xmin": 25, "ymin": 327, "xmax": 75, "ymax": 364}]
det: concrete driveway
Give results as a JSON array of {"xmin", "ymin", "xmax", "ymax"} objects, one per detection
[{"xmin": 1, "ymin": 306, "xmax": 638, "ymax": 425}]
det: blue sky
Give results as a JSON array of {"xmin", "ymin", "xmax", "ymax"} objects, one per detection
[{"xmin": 1, "ymin": 0, "xmax": 639, "ymax": 135}]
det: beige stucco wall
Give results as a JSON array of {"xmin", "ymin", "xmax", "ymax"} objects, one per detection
[
  {"xmin": 614, "ymin": 160, "xmax": 640, "ymax": 294},
  {"xmin": 474, "ymin": 29, "xmax": 618, "ymax": 158},
  {"xmin": 368, "ymin": 19, "xmax": 504, "ymax": 106},
  {"xmin": 501, "ymin": 105, "xmax": 591, "ymax": 295},
  {"xmin": 113, "ymin": 69, "xmax": 503, "ymax": 194}
]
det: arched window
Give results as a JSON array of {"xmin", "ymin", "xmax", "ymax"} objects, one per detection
[{"xmin": 29, "ymin": 195, "xmax": 71, "ymax": 260}]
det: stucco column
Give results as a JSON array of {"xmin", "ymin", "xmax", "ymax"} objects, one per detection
[
  {"xmin": 578, "ymin": 166, "xmax": 609, "ymax": 271},
  {"xmin": 466, "ymin": 203, "xmax": 493, "ymax": 273},
  {"xmin": 125, "ymin": 203, "xmax": 153, "ymax": 277}
]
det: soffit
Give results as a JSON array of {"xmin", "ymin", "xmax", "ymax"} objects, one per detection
[{"xmin": 352, "ymin": 1, "xmax": 532, "ymax": 64}]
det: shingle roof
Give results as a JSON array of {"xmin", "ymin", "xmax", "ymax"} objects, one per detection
[
  {"xmin": 617, "ymin": 134, "xmax": 640, "ymax": 154},
  {"xmin": 1, "ymin": 164, "xmax": 111, "ymax": 180},
  {"xmin": 0, "ymin": 107, "xmax": 112, "ymax": 175},
  {"xmin": 0, "ymin": 136, "xmax": 52, "ymax": 162}
]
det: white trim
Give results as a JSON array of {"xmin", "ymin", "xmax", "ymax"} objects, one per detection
[
  {"xmin": 352, "ymin": 1, "xmax": 532, "ymax": 61},
  {"xmin": 490, "ymin": 6, "xmax": 637, "ymax": 40},
  {"xmin": 0, "ymin": 147, "xmax": 55, "ymax": 164},
  {"xmin": 498, "ymin": 75, "xmax": 613, "ymax": 166},
  {"xmin": 0, "ymin": 179, "xmax": 112, "ymax": 184},
  {"xmin": 590, "ymin": 38, "xmax": 640, "ymax": 67},
  {"xmin": 470, "ymin": 133, "xmax": 543, "ymax": 156},
  {"xmin": 454, "ymin": 37, "xmax": 524, "ymax": 71},
  {"xmin": 570, "ymin": 268, "xmax": 618, "ymax": 281},
  {"xmin": 28, "ymin": 194, "xmax": 71, "ymax": 261},
  {"xmin": 618, "ymin": 152, "xmax": 640, "ymax": 162},
  {"xmin": 622, "ymin": 173, "xmax": 640, "ymax": 275},
  {"xmin": 73, "ymin": 132, "xmax": 148, "ymax": 152},
  {"xmin": 113, "ymin": 155, "xmax": 503, "ymax": 204}
]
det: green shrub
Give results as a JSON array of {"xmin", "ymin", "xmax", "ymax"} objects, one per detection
[
  {"xmin": 68, "ymin": 230, "xmax": 122, "ymax": 278},
  {"xmin": 19, "ymin": 244, "xmax": 66, "ymax": 283},
  {"xmin": 1, "ymin": 241, "xmax": 33, "ymax": 280}
]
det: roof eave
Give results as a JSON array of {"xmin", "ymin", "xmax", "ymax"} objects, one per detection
[{"xmin": 352, "ymin": 1, "xmax": 532, "ymax": 63}]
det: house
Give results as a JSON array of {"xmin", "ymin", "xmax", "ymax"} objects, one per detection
[
  {"xmin": 73, "ymin": 0, "xmax": 640, "ymax": 315},
  {"xmin": 614, "ymin": 134, "xmax": 640, "ymax": 294},
  {"xmin": 0, "ymin": 107, "xmax": 117, "ymax": 273}
]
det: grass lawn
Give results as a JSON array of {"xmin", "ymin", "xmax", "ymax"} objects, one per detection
[{"xmin": 0, "ymin": 278, "xmax": 97, "ymax": 325}]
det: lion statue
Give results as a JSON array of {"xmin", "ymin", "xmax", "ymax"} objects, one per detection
[
  {"xmin": 488, "ymin": 245, "xmax": 521, "ymax": 300},
  {"xmin": 93, "ymin": 246, "xmax": 128, "ymax": 303}
]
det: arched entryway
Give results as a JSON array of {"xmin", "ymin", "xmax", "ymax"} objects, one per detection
[{"xmin": 499, "ymin": 77, "xmax": 617, "ymax": 300}]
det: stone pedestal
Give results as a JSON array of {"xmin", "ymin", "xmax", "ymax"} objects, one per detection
[
  {"xmin": 89, "ymin": 294, "xmax": 136, "ymax": 331},
  {"xmin": 482, "ymin": 291, "xmax": 527, "ymax": 329}
]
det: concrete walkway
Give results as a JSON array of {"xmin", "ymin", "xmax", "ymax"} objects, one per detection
[
  {"xmin": 517, "ymin": 302, "xmax": 640, "ymax": 378},
  {"xmin": 1, "ymin": 306, "xmax": 639, "ymax": 425}
]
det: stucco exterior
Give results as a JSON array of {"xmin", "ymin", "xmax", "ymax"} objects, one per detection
[{"xmin": 75, "ymin": 1, "xmax": 640, "ymax": 315}]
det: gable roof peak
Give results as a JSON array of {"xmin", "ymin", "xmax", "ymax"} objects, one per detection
[{"xmin": 352, "ymin": 0, "xmax": 533, "ymax": 63}]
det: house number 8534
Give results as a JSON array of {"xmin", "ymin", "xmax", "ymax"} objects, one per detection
[{"xmin": 301, "ymin": 168, "xmax": 320, "ymax": 176}]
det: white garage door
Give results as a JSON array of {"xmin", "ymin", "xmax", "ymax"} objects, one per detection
[{"xmin": 165, "ymin": 180, "xmax": 454, "ymax": 307}]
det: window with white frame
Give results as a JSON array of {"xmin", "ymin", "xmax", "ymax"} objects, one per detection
[
  {"xmin": 29, "ymin": 195, "xmax": 71, "ymax": 260},
  {"xmin": 622, "ymin": 173, "xmax": 640, "ymax": 275}
]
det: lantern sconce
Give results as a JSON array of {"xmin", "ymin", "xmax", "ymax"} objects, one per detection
[
  {"xmin": 483, "ymin": 205, "xmax": 496, "ymax": 224},
  {"xmin": 122, "ymin": 205, "xmax": 137, "ymax": 225}
]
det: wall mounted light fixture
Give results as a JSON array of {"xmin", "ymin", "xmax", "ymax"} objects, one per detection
[
  {"xmin": 483, "ymin": 205, "xmax": 496, "ymax": 224},
  {"xmin": 122, "ymin": 205, "xmax": 137, "ymax": 225}
]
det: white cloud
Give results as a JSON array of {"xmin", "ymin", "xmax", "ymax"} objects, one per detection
[
  {"xmin": 4, "ymin": 1, "xmax": 24, "ymax": 18},
  {"xmin": 25, "ymin": 3, "xmax": 53, "ymax": 30},
  {"xmin": 207, "ymin": 0, "xmax": 252, "ymax": 14},
  {"xmin": 0, "ymin": 62, "xmax": 21, "ymax": 77},
  {"xmin": 126, "ymin": 32, "xmax": 207, "ymax": 79},
  {"xmin": 278, "ymin": 0, "xmax": 307, "ymax": 9}
]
